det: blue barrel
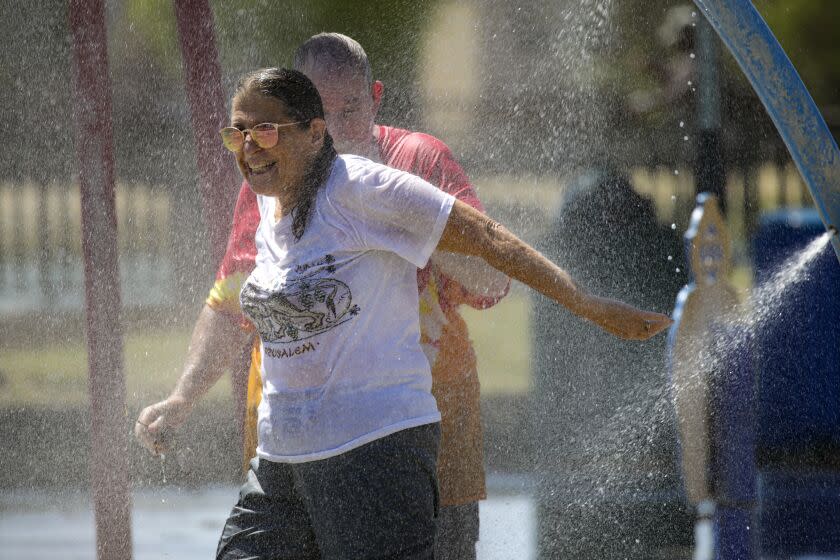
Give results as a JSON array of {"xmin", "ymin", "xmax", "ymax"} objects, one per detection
[{"xmin": 751, "ymin": 208, "xmax": 840, "ymax": 555}]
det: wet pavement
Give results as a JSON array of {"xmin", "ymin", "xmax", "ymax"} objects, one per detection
[{"xmin": 0, "ymin": 474, "xmax": 535, "ymax": 559}]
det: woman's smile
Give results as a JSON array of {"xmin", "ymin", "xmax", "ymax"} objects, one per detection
[
  {"xmin": 248, "ymin": 160, "xmax": 276, "ymax": 174},
  {"xmin": 241, "ymin": 154, "xmax": 282, "ymax": 193},
  {"xmin": 246, "ymin": 158, "xmax": 278, "ymax": 180}
]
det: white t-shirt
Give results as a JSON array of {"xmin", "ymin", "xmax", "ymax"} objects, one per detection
[{"xmin": 240, "ymin": 154, "xmax": 456, "ymax": 463}]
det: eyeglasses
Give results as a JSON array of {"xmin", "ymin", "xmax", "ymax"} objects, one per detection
[{"xmin": 219, "ymin": 121, "xmax": 307, "ymax": 152}]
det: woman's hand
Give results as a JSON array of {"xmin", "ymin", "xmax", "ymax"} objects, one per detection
[
  {"xmin": 586, "ymin": 296, "xmax": 673, "ymax": 340},
  {"xmin": 133, "ymin": 305, "xmax": 251, "ymax": 456},
  {"xmin": 134, "ymin": 395, "xmax": 194, "ymax": 456}
]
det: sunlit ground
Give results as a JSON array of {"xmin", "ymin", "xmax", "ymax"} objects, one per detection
[{"xmin": 0, "ymin": 476, "xmax": 536, "ymax": 560}]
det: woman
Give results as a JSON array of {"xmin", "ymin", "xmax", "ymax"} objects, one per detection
[{"xmin": 136, "ymin": 67, "xmax": 671, "ymax": 560}]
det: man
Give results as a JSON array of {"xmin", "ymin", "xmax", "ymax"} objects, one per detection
[{"xmin": 137, "ymin": 33, "xmax": 508, "ymax": 559}]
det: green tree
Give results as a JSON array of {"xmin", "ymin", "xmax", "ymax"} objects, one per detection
[
  {"xmin": 211, "ymin": 0, "xmax": 437, "ymax": 127},
  {"xmin": 754, "ymin": 0, "xmax": 840, "ymax": 109}
]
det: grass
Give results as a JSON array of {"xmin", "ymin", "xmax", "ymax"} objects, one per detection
[
  {"xmin": 0, "ymin": 293, "xmax": 533, "ymax": 409},
  {"xmin": 463, "ymin": 290, "xmax": 532, "ymax": 394},
  {"xmin": 0, "ymin": 328, "xmax": 231, "ymax": 410}
]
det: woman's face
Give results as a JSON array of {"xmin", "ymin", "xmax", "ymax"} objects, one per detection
[{"xmin": 229, "ymin": 90, "xmax": 325, "ymax": 198}]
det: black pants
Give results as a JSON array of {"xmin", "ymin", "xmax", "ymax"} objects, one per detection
[
  {"xmin": 435, "ymin": 502, "xmax": 479, "ymax": 560},
  {"xmin": 216, "ymin": 423, "xmax": 440, "ymax": 560}
]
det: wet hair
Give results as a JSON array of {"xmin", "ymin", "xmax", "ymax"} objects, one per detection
[
  {"xmin": 293, "ymin": 32, "xmax": 373, "ymax": 85},
  {"xmin": 234, "ymin": 67, "xmax": 337, "ymax": 240}
]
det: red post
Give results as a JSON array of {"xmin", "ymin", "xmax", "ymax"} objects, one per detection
[
  {"xmin": 68, "ymin": 1, "xmax": 133, "ymax": 559},
  {"xmin": 173, "ymin": 0, "xmax": 249, "ymax": 439},
  {"xmin": 173, "ymin": 0, "xmax": 239, "ymax": 268}
]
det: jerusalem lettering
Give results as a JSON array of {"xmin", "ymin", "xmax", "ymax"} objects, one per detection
[{"xmin": 264, "ymin": 342, "xmax": 317, "ymax": 359}]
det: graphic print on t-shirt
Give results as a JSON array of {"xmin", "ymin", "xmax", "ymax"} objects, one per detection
[{"xmin": 240, "ymin": 254, "xmax": 360, "ymax": 344}]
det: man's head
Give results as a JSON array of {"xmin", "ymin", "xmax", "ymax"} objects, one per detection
[{"xmin": 293, "ymin": 33, "xmax": 383, "ymax": 156}]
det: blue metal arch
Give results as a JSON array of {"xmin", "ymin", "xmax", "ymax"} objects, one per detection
[{"xmin": 692, "ymin": 0, "xmax": 840, "ymax": 262}]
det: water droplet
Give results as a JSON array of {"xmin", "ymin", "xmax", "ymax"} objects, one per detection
[
  {"xmin": 683, "ymin": 135, "xmax": 689, "ymax": 141},
  {"xmin": 688, "ymin": 80, "xmax": 693, "ymax": 86},
  {"xmin": 671, "ymin": 195, "xmax": 677, "ymax": 201},
  {"xmin": 690, "ymin": 53, "xmax": 696, "ymax": 59},
  {"xmin": 674, "ymin": 169, "xmax": 680, "ymax": 175},
  {"xmin": 161, "ymin": 498, "xmax": 166, "ymax": 504},
  {"xmin": 692, "ymin": 11, "xmax": 697, "ymax": 17},
  {"xmin": 667, "ymin": 255, "xmax": 673, "ymax": 261},
  {"xmin": 675, "ymin": 267, "xmax": 681, "ymax": 273},
  {"xmin": 679, "ymin": 121, "xmax": 685, "ymax": 127},
  {"xmin": 671, "ymin": 223, "xmax": 677, "ymax": 230}
]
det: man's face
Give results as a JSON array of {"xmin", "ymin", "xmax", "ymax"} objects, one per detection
[{"xmin": 306, "ymin": 68, "xmax": 381, "ymax": 155}]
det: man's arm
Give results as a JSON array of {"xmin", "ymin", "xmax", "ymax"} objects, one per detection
[
  {"xmin": 429, "ymin": 251, "xmax": 510, "ymax": 301},
  {"xmin": 135, "ymin": 305, "xmax": 250, "ymax": 454},
  {"xmin": 436, "ymin": 200, "xmax": 672, "ymax": 340}
]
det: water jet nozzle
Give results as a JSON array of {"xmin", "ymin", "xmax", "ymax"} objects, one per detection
[{"xmin": 828, "ymin": 225, "xmax": 838, "ymax": 237}]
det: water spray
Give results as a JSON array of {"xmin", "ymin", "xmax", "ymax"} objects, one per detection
[{"xmin": 690, "ymin": 0, "xmax": 840, "ymax": 264}]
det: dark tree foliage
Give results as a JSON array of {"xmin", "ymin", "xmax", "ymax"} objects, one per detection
[
  {"xmin": 0, "ymin": 0, "xmax": 74, "ymax": 183},
  {"xmin": 211, "ymin": 0, "xmax": 436, "ymax": 128},
  {"xmin": 754, "ymin": 0, "xmax": 840, "ymax": 109},
  {"xmin": 598, "ymin": 0, "xmax": 838, "ymax": 170}
]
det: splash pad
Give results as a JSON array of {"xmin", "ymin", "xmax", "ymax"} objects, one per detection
[{"xmin": 60, "ymin": 1, "xmax": 838, "ymax": 559}]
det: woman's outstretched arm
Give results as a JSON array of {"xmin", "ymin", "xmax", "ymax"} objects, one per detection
[
  {"xmin": 134, "ymin": 305, "xmax": 251, "ymax": 454},
  {"xmin": 436, "ymin": 200, "xmax": 672, "ymax": 340}
]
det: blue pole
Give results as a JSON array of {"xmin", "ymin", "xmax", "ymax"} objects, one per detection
[{"xmin": 691, "ymin": 0, "xmax": 840, "ymax": 262}]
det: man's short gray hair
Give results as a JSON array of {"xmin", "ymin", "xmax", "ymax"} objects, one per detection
[{"xmin": 293, "ymin": 32, "xmax": 373, "ymax": 85}]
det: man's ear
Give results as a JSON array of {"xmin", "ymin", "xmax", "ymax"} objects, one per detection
[
  {"xmin": 371, "ymin": 80, "xmax": 384, "ymax": 116},
  {"xmin": 310, "ymin": 118, "xmax": 327, "ymax": 146}
]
